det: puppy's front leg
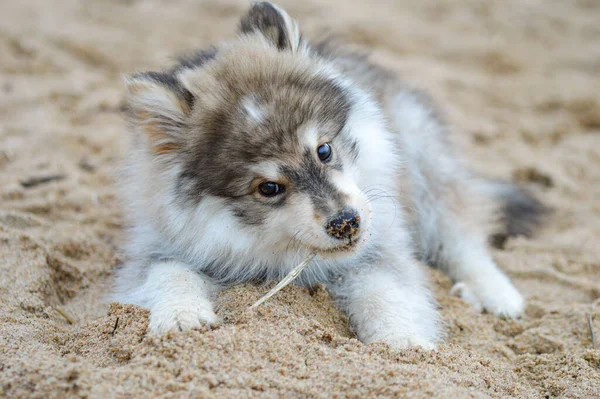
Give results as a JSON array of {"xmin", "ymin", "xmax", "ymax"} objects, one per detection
[
  {"xmin": 330, "ymin": 256, "xmax": 441, "ymax": 350},
  {"xmin": 126, "ymin": 261, "xmax": 220, "ymax": 333}
]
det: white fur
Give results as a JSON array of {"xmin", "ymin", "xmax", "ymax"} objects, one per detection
[
  {"xmin": 389, "ymin": 92, "xmax": 524, "ymax": 318},
  {"xmin": 241, "ymin": 95, "xmax": 267, "ymax": 124},
  {"xmin": 119, "ymin": 261, "xmax": 219, "ymax": 333},
  {"xmin": 446, "ymin": 244, "xmax": 524, "ymax": 318}
]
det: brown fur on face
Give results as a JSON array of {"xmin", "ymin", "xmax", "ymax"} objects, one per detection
[
  {"xmin": 178, "ymin": 43, "xmax": 352, "ymax": 196},
  {"xmin": 124, "ymin": 4, "xmax": 359, "ymax": 228},
  {"xmin": 176, "ymin": 43, "xmax": 356, "ymax": 225}
]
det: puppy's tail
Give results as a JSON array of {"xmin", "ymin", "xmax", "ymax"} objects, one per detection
[{"xmin": 481, "ymin": 180, "xmax": 549, "ymax": 248}]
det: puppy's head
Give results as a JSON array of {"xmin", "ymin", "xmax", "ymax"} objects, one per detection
[{"xmin": 124, "ymin": 3, "xmax": 392, "ymax": 262}]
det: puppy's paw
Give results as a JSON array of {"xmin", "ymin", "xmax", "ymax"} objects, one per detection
[
  {"xmin": 362, "ymin": 324, "xmax": 439, "ymax": 350},
  {"xmin": 149, "ymin": 300, "xmax": 219, "ymax": 334},
  {"xmin": 450, "ymin": 277, "xmax": 524, "ymax": 318},
  {"xmin": 381, "ymin": 334, "xmax": 437, "ymax": 351}
]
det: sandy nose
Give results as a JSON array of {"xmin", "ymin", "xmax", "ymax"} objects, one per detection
[{"xmin": 325, "ymin": 209, "xmax": 360, "ymax": 239}]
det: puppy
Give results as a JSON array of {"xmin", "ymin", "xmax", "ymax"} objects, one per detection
[{"xmin": 113, "ymin": 2, "xmax": 545, "ymax": 349}]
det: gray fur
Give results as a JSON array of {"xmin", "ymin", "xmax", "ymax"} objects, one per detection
[{"xmin": 489, "ymin": 182, "xmax": 549, "ymax": 248}]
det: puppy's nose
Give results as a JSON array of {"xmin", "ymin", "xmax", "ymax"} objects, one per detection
[{"xmin": 326, "ymin": 209, "xmax": 360, "ymax": 240}]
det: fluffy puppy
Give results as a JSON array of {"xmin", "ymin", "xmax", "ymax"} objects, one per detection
[{"xmin": 113, "ymin": 2, "xmax": 545, "ymax": 348}]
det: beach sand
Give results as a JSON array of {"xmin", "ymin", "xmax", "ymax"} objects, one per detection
[{"xmin": 1, "ymin": 0, "xmax": 599, "ymax": 397}]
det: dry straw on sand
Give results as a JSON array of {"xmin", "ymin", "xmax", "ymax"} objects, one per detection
[{"xmin": 248, "ymin": 253, "xmax": 317, "ymax": 310}]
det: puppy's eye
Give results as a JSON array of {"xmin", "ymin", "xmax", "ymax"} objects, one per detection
[
  {"xmin": 258, "ymin": 182, "xmax": 284, "ymax": 197},
  {"xmin": 317, "ymin": 143, "xmax": 332, "ymax": 163}
]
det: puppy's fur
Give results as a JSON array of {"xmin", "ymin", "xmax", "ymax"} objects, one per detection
[{"xmin": 113, "ymin": 2, "xmax": 545, "ymax": 348}]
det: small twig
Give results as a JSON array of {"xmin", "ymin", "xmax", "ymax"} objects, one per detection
[
  {"xmin": 247, "ymin": 252, "xmax": 317, "ymax": 311},
  {"xmin": 587, "ymin": 313, "xmax": 596, "ymax": 349},
  {"xmin": 20, "ymin": 174, "xmax": 65, "ymax": 188},
  {"xmin": 56, "ymin": 307, "xmax": 75, "ymax": 325},
  {"xmin": 110, "ymin": 317, "xmax": 120, "ymax": 335}
]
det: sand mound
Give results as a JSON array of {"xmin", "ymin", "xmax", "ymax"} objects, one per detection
[{"xmin": 1, "ymin": 0, "xmax": 599, "ymax": 397}]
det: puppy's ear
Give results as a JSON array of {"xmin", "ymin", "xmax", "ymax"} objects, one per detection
[
  {"xmin": 239, "ymin": 2, "xmax": 303, "ymax": 53},
  {"xmin": 124, "ymin": 72, "xmax": 193, "ymax": 156}
]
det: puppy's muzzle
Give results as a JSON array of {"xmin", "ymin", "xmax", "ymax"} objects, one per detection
[{"xmin": 325, "ymin": 208, "xmax": 360, "ymax": 240}]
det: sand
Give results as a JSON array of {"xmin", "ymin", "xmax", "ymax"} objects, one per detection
[{"xmin": 1, "ymin": 0, "xmax": 599, "ymax": 397}]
